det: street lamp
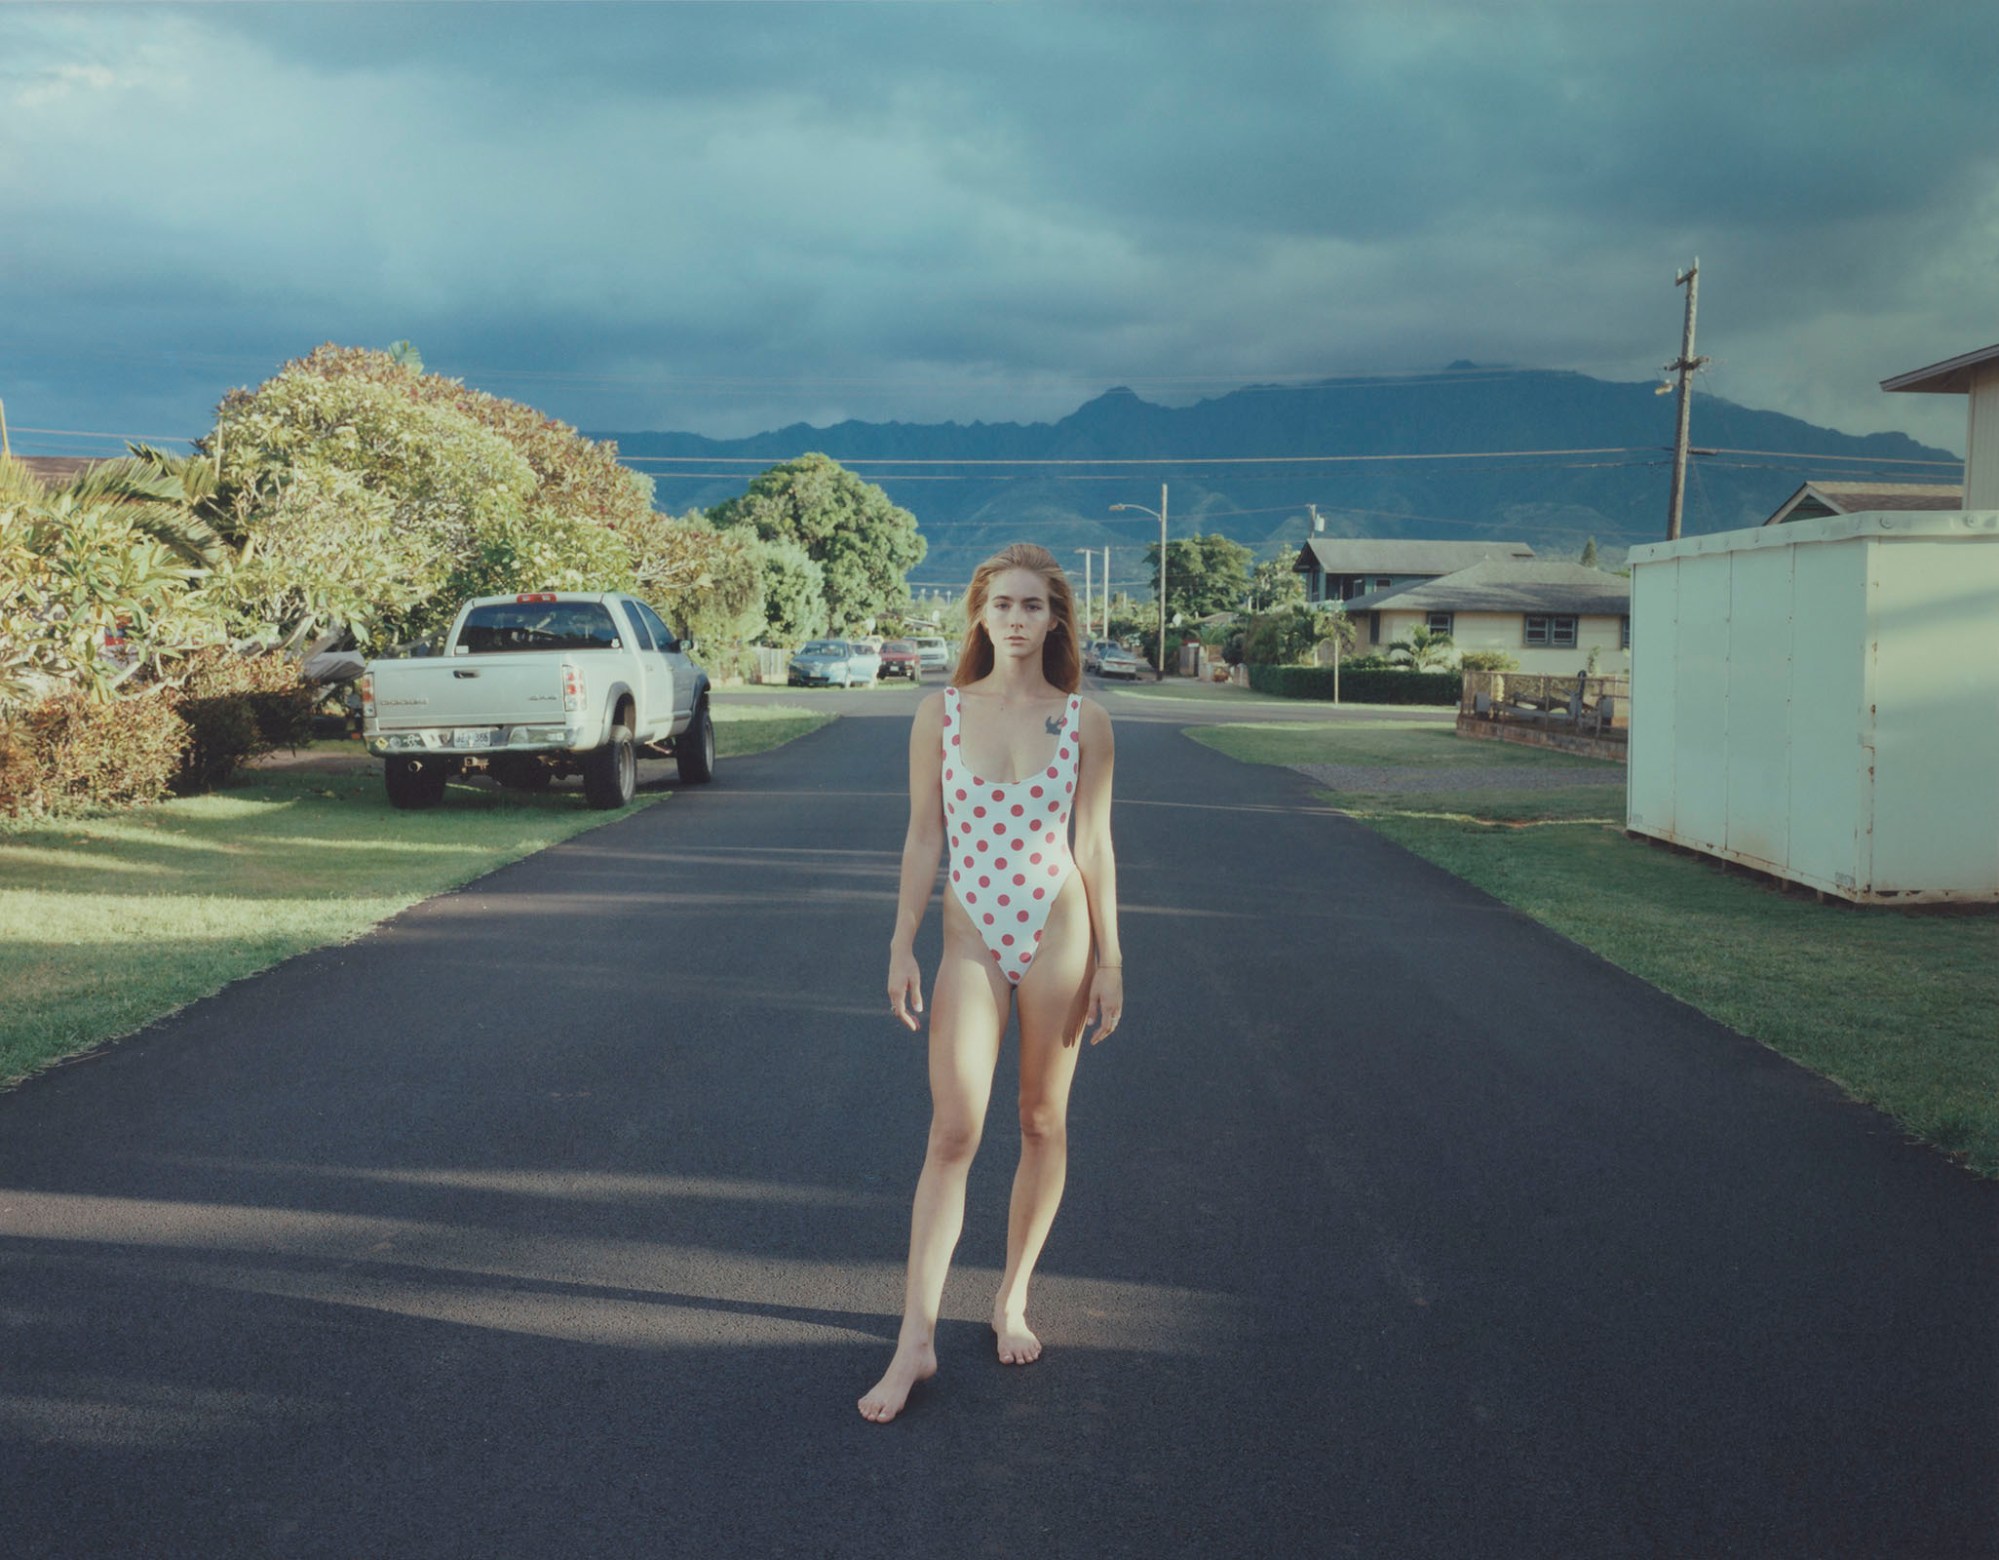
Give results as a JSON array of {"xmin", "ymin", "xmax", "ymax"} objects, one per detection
[{"xmin": 1111, "ymin": 484, "xmax": 1168, "ymax": 678}]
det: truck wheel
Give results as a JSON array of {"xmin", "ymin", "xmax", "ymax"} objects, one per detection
[
  {"xmin": 583, "ymin": 716, "xmax": 636, "ymax": 810},
  {"xmin": 676, "ymin": 698, "xmax": 715, "ymax": 785},
  {"xmin": 385, "ymin": 756, "xmax": 448, "ymax": 810}
]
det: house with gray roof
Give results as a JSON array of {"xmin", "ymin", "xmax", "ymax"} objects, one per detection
[
  {"xmin": 1761, "ymin": 480, "xmax": 1963, "ymax": 526},
  {"xmin": 1339, "ymin": 559, "xmax": 1631, "ymax": 674},
  {"xmin": 1290, "ymin": 537, "xmax": 1535, "ymax": 606}
]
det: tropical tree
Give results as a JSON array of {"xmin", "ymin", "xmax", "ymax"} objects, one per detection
[
  {"xmin": 1239, "ymin": 603, "xmax": 1351, "ymax": 666},
  {"xmin": 1579, "ymin": 536, "xmax": 1599, "ymax": 567},
  {"xmin": 1388, "ymin": 622, "xmax": 1456, "ymax": 670},
  {"xmin": 1144, "ymin": 533, "xmax": 1254, "ymax": 621},
  {"xmin": 707, "ymin": 453, "xmax": 924, "ymax": 631},
  {"xmin": 755, "ymin": 538, "xmax": 830, "ymax": 645},
  {"xmin": 623, "ymin": 511, "xmax": 766, "ymax": 645},
  {"xmin": 0, "ymin": 491, "xmax": 225, "ymax": 710},
  {"xmin": 211, "ymin": 351, "xmax": 635, "ymax": 644},
  {"xmin": 1249, "ymin": 556, "xmax": 1305, "ymax": 611}
]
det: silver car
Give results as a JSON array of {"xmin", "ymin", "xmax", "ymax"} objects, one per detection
[
  {"xmin": 788, "ymin": 639, "xmax": 878, "ymax": 688},
  {"xmin": 913, "ymin": 636, "xmax": 952, "ymax": 674},
  {"xmin": 1096, "ymin": 643, "xmax": 1149, "ymax": 680}
]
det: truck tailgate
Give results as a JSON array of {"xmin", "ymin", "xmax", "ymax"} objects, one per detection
[{"xmin": 368, "ymin": 658, "xmax": 565, "ymax": 729}]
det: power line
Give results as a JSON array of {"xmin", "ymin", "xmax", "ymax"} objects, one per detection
[{"xmin": 622, "ymin": 445, "xmax": 1663, "ymax": 467}]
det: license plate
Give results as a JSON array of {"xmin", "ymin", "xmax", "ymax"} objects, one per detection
[{"xmin": 455, "ymin": 730, "xmax": 493, "ymax": 749}]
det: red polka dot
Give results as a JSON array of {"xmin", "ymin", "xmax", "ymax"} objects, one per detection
[
  {"xmin": 966, "ymin": 890, "xmax": 976, "ymax": 903},
  {"xmin": 997, "ymin": 894, "xmax": 1010, "ymax": 906},
  {"xmin": 1048, "ymin": 864, "xmax": 1060, "ymax": 876},
  {"xmin": 1017, "ymin": 910, "xmax": 1029, "ymax": 922},
  {"xmin": 942, "ymin": 713, "xmax": 950, "ymax": 726},
  {"xmin": 1029, "ymin": 851, "xmax": 1042, "ymax": 865},
  {"xmin": 951, "ymin": 869, "xmax": 960, "ymax": 881},
  {"xmin": 1059, "ymin": 747, "xmax": 1070, "ymax": 760},
  {"xmin": 1010, "ymin": 804, "xmax": 1024, "ymax": 817},
  {"xmin": 1065, "ymin": 782, "xmax": 1073, "ymax": 793},
  {"xmin": 951, "ymin": 734, "xmax": 960, "ymax": 744},
  {"xmin": 991, "ymin": 949, "xmax": 1002, "ymax": 962},
  {"xmin": 973, "ymin": 805, "xmax": 985, "ymax": 818},
  {"xmin": 994, "ymin": 821, "xmax": 1007, "ymax": 834},
  {"xmin": 1032, "ymin": 887, "xmax": 1045, "ymax": 900},
  {"xmin": 1034, "ymin": 930, "xmax": 1043, "ymax": 941},
  {"xmin": 990, "ymin": 790, "xmax": 1004, "ymax": 803},
  {"xmin": 978, "ymin": 874, "xmax": 990, "ymax": 888},
  {"xmin": 962, "ymin": 854, "xmax": 973, "ymax": 867},
  {"xmin": 1044, "ymin": 832, "xmax": 1056, "ymax": 845},
  {"xmin": 955, "ymin": 788, "xmax": 966, "ymax": 801},
  {"xmin": 1030, "ymin": 785, "xmax": 1043, "ymax": 798},
  {"xmin": 1048, "ymin": 798, "xmax": 1060, "ymax": 811},
  {"xmin": 995, "ymin": 857, "xmax": 1008, "ymax": 869},
  {"xmin": 1012, "ymin": 873, "xmax": 1025, "ymax": 886},
  {"xmin": 983, "ymin": 913, "xmax": 994, "ymax": 925},
  {"xmin": 1046, "ymin": 766, "xmax": 1058, "ymax": 779},
  {"xmin": 976, "ymin": 840, "xmax": 988, "ymax": 852},
  {"xmin": 1002, "ymin": 934, "xmax": 1014, "ymax": 947}
]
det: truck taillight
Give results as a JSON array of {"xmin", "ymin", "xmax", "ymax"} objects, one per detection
[
  {"xmin": 562, "ymin": 662, "xmax": 583, "ymax": 713},
  {"xmin": 518, "ymin": 592, "xmax": 558, "ymax": 603},
  {"xmin": 359, "ymin": 671, "xmax": 375, "ymax": 719}
]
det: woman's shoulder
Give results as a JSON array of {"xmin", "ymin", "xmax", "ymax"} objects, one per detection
[
  {"xmin": 916, "ymin": 689, "xmax": 948, "ymax": 723},
  {"xmin": 1074, "ymin": 694, "xmax": 1112, "ymax": 737}
]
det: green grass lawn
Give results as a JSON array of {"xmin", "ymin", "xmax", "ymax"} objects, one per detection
[
  {"xmin": 0, "ymin": 706, "xmax": 831, "ymax": 1087},
  {"xmin": 1190, "ymin": 720, "xmax": 1999, "ymax": 1177}
]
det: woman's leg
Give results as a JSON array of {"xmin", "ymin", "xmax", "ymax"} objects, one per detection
[
  {"xmin": 859, "ymin": 935, "xmax": 1009, "ymax": 1423},
  {"xmin": 991, "ymin": 879, "xmax": 1094, "ymax": 1365}
]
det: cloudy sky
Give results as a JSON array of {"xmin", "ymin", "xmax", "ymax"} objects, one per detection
[{"xmin": 5, "ymin": 1, "xmax": 1996, "ymax": 463}]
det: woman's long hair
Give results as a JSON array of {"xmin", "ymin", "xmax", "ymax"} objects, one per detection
[{"xmin": 951, "ymin": 542, "xmax": 1082, "ymax": 692}]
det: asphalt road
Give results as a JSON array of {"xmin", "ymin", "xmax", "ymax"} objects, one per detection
[{"xmin": 3, "ymin": 681, "xmax": 1993, "ymax": 1558}]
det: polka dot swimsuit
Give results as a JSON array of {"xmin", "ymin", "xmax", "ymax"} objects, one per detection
[{"xmin": 941, "ymin": 685, "xmax": 1083, "ymax": 986}]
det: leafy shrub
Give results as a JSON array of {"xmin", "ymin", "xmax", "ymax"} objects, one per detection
[
  {"xmin": 0, "ymin": 688, "xmax": 189, "ymax": 816},
  {"xmin": 172, "ymin": 649, "xmax": 317, "ymax": 793},
  {"xmin": 1342, "ymin": 653, "xmax": 1394, "ymax": 672},
  {"xmin": 1245, "ymin": 664, "xmax": 1461, "ymax": 705},
  {"xmin": 1458, "ymin": 649, "xmax": 1519, "ymax": 672}
]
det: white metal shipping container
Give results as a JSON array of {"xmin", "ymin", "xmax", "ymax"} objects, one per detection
[{"xmin": 1626, "ymin": 509, "xmax": 1999, "ymax": 904}]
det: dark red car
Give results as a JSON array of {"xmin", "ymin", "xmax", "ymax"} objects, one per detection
[{"xmin": 879, "ymin": 639, "xmax": 922, "ymax": 680}]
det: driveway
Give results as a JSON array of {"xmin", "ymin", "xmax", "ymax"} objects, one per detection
[{"xmin": 2, "ymin": 683, "xmax": 1990, "ymax": 1557}]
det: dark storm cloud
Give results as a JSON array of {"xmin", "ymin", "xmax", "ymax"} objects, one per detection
[{"xmin": 4, "ymin": 1, "xmax": 1996, "ymax": 452}]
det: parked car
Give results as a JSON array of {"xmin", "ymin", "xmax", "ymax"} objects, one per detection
[
  {"xmin": 912, "ymin": 636, "xmax": 952, "ymax": 674},
  {"xmin": 1096, "ymin": 643, "xmax": 1149, "ymax": 680},
  {"xmin": 359, "ymin": 591, "xmax": 713, "ymax": 811},
  {"xmin": 1083, "ymin": 640, "xmax": 1112, "ymax": 674},
  {"xmin": 788, "ymin": 639, "xmax": 879, "ymax": 688},
  {"xmin": 879, "ymin": 640, "xmax": 922, "ymax": 680}
]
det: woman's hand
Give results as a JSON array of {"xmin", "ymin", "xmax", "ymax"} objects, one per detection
[
  {"xmin": 1081, "ymin": 966, "xmax": 1123, "ymax": 1046},
  {"xmin": 887, "ymin": 946, "xmax": 925, "ymax": 1031}
]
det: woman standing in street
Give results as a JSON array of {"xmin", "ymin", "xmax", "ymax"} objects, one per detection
[{"xmin": 860, "ymin": 543, "xmax": 1123, "ymax": 1425}]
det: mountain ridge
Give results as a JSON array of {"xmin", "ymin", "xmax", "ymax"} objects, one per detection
[{"xmin": 592, "ymin": 368, "xmax": 1960, "ymax": 592}]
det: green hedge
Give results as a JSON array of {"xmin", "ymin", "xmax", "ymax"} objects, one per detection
[
  {"xmin": 0, "ymin": 651, "xmax": 319, "ymax": 818},
  {"xmin": 1245, "ymin": 663, "xmax": 1462, "ymax": 705}
]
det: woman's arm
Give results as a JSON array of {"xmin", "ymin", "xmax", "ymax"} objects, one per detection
[
  {"xmin": 1070, "ymin": 699, "xmax": 1123, "ymax": 1044},
  {"xmin": 888, "ymin": 691, "xmax": 946, "ymax": 1030}
]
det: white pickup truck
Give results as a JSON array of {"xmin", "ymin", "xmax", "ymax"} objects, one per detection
[{"xmin": 359, "ymin": 591, "xmax": 714, "ymax": 810}]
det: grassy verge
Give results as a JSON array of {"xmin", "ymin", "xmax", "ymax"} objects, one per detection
[
  {"xmin": 0, "ymin": 707, "xmax": 831, "ymax": 1086},
  {"xmin": 1189, "ymin": 720, "xmax": 1999, "ymax": 1177},
  {"xmin": 711, "ymin": 700, "xmax": 835, "ymax": 757}
]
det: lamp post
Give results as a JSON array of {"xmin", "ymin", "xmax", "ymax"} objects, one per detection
[{"xmin": 1111, "ymin": 484, "xmax": 1168, "ymax": 677}]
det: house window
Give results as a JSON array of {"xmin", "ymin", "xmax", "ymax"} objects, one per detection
[
  {"xmin": 1621, "ymin": 615, "xmax": 1630, "ymax": 650},
  {"xmin": 1376, "ymin": 577, "xmax": 1392, "ymax": 590},
  {"xmin": 1524, "ymin": 614, "xmax": 1578, "ymax": 648},
  {"xmin": 1368, "ymin": 611, "xmax": 1381, "ymax": 645},
  {"xmin": 1426, "ymin": 612, "xmax": 1454, "ymax": 637}
]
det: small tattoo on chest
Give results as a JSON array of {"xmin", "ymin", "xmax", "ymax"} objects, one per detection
[{"xmin": 1044, "ymin": 714, "xmax": 1064, "ymax": 735}]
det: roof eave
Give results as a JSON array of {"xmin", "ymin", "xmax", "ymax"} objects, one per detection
[{"xmin": 1881, "ymin": 341, "xmax": 1999, "ymax": 395}]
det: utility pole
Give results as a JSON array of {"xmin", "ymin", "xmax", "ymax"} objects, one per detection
[
  {"xmin": 1156, "ymin": 483, "xmax": 1168, "ymax": 678},
  {"xmin": 1075, "ymin": 549, "xmax": 1094, "ymax": 641},
  {"xmin": 1665, "ymin": 259, "xmax": 1710, "ymax": 541},
  {"xmin": 1100, "ymin": 547, "xmax": 1110, "ymax": 636},
  {"xmin": 0, "ymin": 396, "xmax": 9, "ymax": 460}
]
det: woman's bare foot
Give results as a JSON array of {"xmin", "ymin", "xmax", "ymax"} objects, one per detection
[
  {"xmin": 858, "ymin": 1341, "xmax": 937, "ymax": 1423},
  {"xmin": 992, "ymin": 1310, "xmax": 1042, "ymax": 1366}
]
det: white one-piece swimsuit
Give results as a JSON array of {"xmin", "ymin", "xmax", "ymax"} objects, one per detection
[{"xmin": 941, "ymin": 686, "xmax": 1083, "ymax": 986}]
